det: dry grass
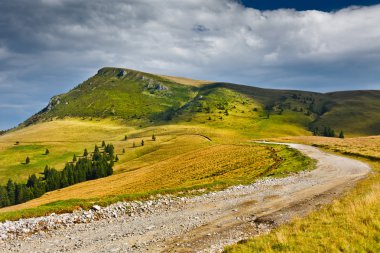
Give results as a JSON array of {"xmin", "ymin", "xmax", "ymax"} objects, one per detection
[
  {"xmin": 0, "ymin": 118, "xmax": 312, "ymax": 220},
  {"xmin": 225, "ymin": 135, "xmax": 380, "ymax": 253},
  {"xmin": 159, "ymin": 74, "xmax": 213, "ymax": 87},
  {"xmin": 0, "ymin": 144, "xmax": 279, "ymax": 212},
  {"xmin": 0, "ymin": 118, "xmax": 131, "ymax": 143},
  {"xmin": 275, "ymin": 135, "xmax": 380, "ymax": 159},
  {"xmin": 0, "ymin": 119, "xmax": 222, "ymax": 184}
]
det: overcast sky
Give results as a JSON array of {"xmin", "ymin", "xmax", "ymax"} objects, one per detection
[{"xmin": 1, "ymin": 0, "xmax": 380, "ymax": 130}]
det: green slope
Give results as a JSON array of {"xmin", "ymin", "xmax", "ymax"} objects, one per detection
[
  {"xmin": 23, "ymin": 67, "xmax": 380, "ymax": 136},
  {"xmin": 25, "ymin": 67, "xmax": 198, "ymax": 126},
  {"xmin": 312, "ymin": 90, "xmax": 380, "ymax": 136}
]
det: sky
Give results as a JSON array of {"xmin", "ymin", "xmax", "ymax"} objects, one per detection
[{"xmin": 1, "ymin": 0, "xmax": 380, "ymax": 130}]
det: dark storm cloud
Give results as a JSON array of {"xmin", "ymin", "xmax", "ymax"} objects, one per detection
[{"xmin": 1, "ymin": 0, "xmax": 380, "ymax": 129}]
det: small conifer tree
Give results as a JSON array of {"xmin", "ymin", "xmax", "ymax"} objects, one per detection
[
  {"xmin": 339, "ymin": 130, "xmax": 345, "ymax": 139},
  {"xmin": 25, "ymin": 157, "xmax": 30, "ymax": 164},
  {"xmin": 83, "ymin": 148, "xmax": 88, "ymax": 157},
  {"xmin": 152, "ymin": 134, "xmax": 156, "ymax": 141},
  {"xmin": 141, "ymin": 140, "xmax": 144, "ymax": 146},
  {"xmin": 122, "ymin": 148, "xmax": 125, "ymax": 153},
  {"xmin": 45, "ymin": 149, "xmax": 50, "ymax": 155},
  {"xmin": 73, "ymin": 154, "xmax": 77, "ymax": 162}
]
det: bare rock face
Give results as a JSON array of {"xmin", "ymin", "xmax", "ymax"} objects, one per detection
[
  {"xmin": 47, "ymin": 96, "xmax": 61, "ymax": 111},
  {"xmin": 117, "ymin": 70, "xmax": 128, "ymax": 78},
  {"xmin": 145, "ymin": 80, "xmax": 169, "ymax": 93},
  {"xmin": 157, "ymin": 84, "xmax": 169, "ymax": 91}
]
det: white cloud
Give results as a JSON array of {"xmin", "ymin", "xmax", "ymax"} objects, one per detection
[{"xmin": 0, "ymin": 0, "xmax": 380, "ymax": 128}]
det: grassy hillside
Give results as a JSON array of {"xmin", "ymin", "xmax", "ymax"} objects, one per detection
[
  {"xmin": 25, "ymin": 68, "xmax": 198, "ymax": 126},
  {"xmin": 22, "ymin": 67, "xmax": 380, "ymax": 136},
  {"xmin": 313, "ymin": 90, "xmax": 380, "ymax": 136},
  {"xmin": 0, "ymin": 67, "xmax": 378, "ymax": 220},
  {"xmin": 0, "ymin": 118, "xmax": 314, "ymax": 221}
]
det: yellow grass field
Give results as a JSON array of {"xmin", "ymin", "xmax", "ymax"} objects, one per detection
[
  {"xmin": 275, "ymin": 135, "xmax": 380, "ymax": 159},
  {"xmin": 0, "ymin": 119, "xmax": 228, "ymax": 184},
  {"xmin": 0, "ymin": 118, "xmax": 312, "ymax": 220},
  {"xmin": 158, "ymin": 74, "xmax": 212, "ymax": 87},
  {"xmin": 0, "ymin": 144, "xmax": 274, "ymax": 211}
]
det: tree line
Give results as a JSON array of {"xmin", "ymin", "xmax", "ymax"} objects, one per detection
[
  {"xmin": 312, "ymin": 126, "xmax": 344, "ymax": 138},
  {"xmin": 0, "ymin": 143, "xmax": 115, "ymax": 208}
]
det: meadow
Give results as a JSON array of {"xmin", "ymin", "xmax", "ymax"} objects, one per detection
[
  {"xmin": 276, "ymin": 135, "xmax": 380, "ymax": 159},
  {"xmin": 0, "ymin": 118, "xmax": 313, "ymax": 221}
]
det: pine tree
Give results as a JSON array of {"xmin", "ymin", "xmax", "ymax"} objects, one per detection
[
  {"xmin": 93, "ymin": 145, "xmax": 101, "ymax": 161},
  {"xmin": 45, "ymin": 168, "xmax": 61, "ymax": 191},
  {"xmin": 25, "ymin": 157, "xmax": 30, "ymax": 164},
  {"xmin": 132, "ymin": 142, "xmax": 136, "ymax": 148},
  {"xmin": 0, "ymin": 142, "xmax": 117, "ymax": 208},
  {"xmin": 124, "ymin": 135, "xmax": 128, "ymax": 141},
  {"xmin": 45, "ymin": 149, "xmax": 50, "ymax": 155},
  {"xmin": 107, "ymin": 162, "xmax": 113, "ymax": 176},
  {"xmin": 102, "ymin": 140, "xmax": 106, "ymax": 147},
  {"xmin": 24, "ymin": 187, "xmax": 34, "ymax": 202},
  {"xmin": 60, "ymin": 171, "xmax": 69, "ymax": 188},
  {"xmin": 339, "ymin": 130, "xmax": 345, "ymax": 139},
  {"xmin": 6, "ymin": 179, "xmax": 16, "ymax": 205},
  {"xmin": 141, "ymin": 140, "xmax": 144, "ymax": 146},
  {"xmin": 152, "ymin": 134, "xmax": 156, "ymax": 141},
  {"xmin": 0, "ymin": 187, "xmax": 10, "ymax": 207},
  {"xmin": 312, "ymin": 127, "xmax": 319, "ymax": 136},
  {"xmin": 106, "ymin": 144, "xmax": 114, "ymax": 157},
  {"xmin": 323, "ymin": 127, "xmax": 327, "ymax": 136},
  {"xmin": 15, "ymin": 184, "xmax": 25, "ymax": 204},
  {"xmin": 122, "ymin": 148, "xmax": 125, "ymax": 154},
  {"xmin": 26, "ymin": 174, "xmax": 38, "ymax": 188},
  {"xmin": 83, "ymin": 148, "xmax": 88, "ymax": 157}
]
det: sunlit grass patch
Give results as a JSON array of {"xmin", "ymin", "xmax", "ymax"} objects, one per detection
[{"xmin": 0, "ymin": 141, "xmax": 312, "ymax": 221}]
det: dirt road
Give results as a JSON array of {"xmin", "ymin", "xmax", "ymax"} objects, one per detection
[{"xmin": 0, "ymin": 143, "xmax": 371, "ymax": 252}]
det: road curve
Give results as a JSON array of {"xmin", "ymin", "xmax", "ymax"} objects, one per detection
[{"xmin": 0, "ymin": 144, "xmax": 371, "ymax": 253}]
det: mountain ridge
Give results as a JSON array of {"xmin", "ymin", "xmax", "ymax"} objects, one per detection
[{"xmin": 22, "ymin": 67, "xmax": 380, "ymax": 136}]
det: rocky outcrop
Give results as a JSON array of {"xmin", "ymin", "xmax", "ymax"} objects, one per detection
[{"xmin": 47, "ymin": 96, "xmax": 62, "ymax": 111}]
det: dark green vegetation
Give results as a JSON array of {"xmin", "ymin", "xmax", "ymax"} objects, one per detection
[
  {"xmin": 0, "ymin": 144, "xmax": 115, "ymax": 208},
  {"xmin": 311, "ymin": 126, "xmax": 343, "ymax": 138},
  {"xmin": 24, "ymin": 67, "xmax": 380, "ymax": 137}
]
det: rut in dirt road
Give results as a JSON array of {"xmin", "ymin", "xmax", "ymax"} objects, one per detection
[{"xmin": 0, "ymin": 143, "xmax": 371, "ymax": 253}]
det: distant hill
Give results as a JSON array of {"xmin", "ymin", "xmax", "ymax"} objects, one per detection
[{"xmin": 24, "ymin": 67, "xmax": 380, "ymax": 136}]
